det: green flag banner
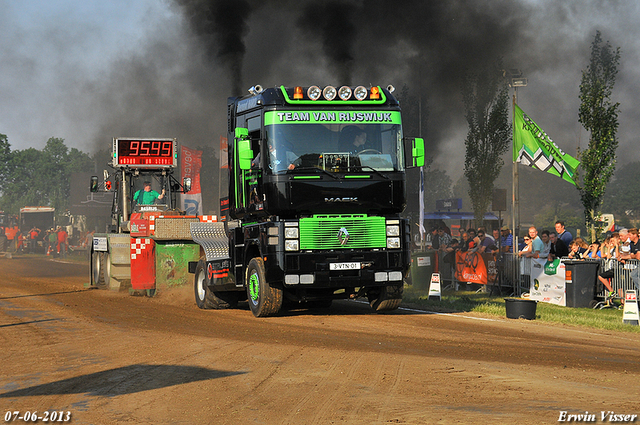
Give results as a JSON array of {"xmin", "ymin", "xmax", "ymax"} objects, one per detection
[{"xmin": 513, "ymin": 104, "xmax": 580, "ymax": 185}]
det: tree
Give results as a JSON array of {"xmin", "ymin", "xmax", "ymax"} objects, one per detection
[
  {"xmin": 0, "ymin": 133, "xmax": 11, "ymax": 190},
  {"xmin": 0, "ymin": 138, "xmax": 94, "ymax": 214},
  {"xmin": 577, "ymin": 31, "xmax": 621, "ymax": 241},
  {"xmin": 462, "ymin": 62, "xmax": 511, "ymax": 228}
]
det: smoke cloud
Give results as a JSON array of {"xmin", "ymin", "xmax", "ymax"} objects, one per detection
[{"xmin": 2, "ymin": 0, "xmax": 640, "ymax": 180}]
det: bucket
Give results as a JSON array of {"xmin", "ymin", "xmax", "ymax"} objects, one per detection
[{"xmin": 504, "ymin": 298, "xmax": 537, "ymax": 320}]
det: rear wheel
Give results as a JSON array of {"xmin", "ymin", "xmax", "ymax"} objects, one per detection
[
  {"xmin": 194, "ymin": 259, "xmax": 238, "ymax": 309},
  {"xmin": 246, "ymin": 257, "xmax": 282, "ymax": 317},
  {"xmin": 91, "ymin": 250, "xmax": 106, "ymax": 288},
  {"xmin": 369, "ymin": 284, "xmax": 403, "ymax": 312}
]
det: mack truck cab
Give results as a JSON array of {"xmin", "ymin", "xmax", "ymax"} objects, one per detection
[{"xmin": 190, "ymin": 85, "xmax": 424, "ymax": 317}]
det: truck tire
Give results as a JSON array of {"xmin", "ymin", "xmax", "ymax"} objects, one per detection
[
  {"xmin": 91, "ymin": 250, "xmax": 106, "ymax": 288},
  {"xmin": 246, "ymin": 257, "xmax": 282, "ymax": 317},
  {"xmin": 369, "ymin": 283, "xmax": 403, "ymax": 312},
  {"xmin": 194, "ymin": 259, "xmax": 238, "ymax": 309}
]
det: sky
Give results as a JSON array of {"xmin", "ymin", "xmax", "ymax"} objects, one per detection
[{"xmin": 1, "ymin": 0, "xmax": 639, "ymax": 181}]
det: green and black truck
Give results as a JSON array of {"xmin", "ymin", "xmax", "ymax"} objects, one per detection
[{"xmin": 190, "ymin": 84, "xmax": 424, "ymax": 317}]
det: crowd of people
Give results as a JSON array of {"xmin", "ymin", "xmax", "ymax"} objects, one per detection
[{"xmin": 14, "ymin": 226, "xmax": 70, "ymax": 257}]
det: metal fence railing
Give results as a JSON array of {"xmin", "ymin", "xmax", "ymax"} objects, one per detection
[{"xmin": 424, "ymin": 249, "xmax": 640, "ymax": 300}]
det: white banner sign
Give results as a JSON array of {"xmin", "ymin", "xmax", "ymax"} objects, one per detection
[{"xmin": 529, "ymin": 258, "xmax": 566, "ymax": 306}]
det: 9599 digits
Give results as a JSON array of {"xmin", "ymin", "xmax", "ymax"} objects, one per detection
[{"xmin": 4, "ymin": 411, "xmax": 71, "ymax": 422}]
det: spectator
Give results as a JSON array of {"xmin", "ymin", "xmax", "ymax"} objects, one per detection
[
  {"xmin": 500, "ymin": 226, "xmax": 513, "ymax": 253},
  {"xmin": 476, "ymin": 230, "xmax": 495, "ymax": 254},
  {"xmin": 47, "ymin": 228, "xmax": 58, "ymax": 256},
  {"xmin": 629, "ymin": 228, "xmax": 640, "ymax": 258},
  {"xmin": 548, "ymin": 231, "xmax": 569, "ymax": 260},
  {"xmin": 539, "ymin": 230, "xmax": 551, "ymax": 258},
  {"xmin": 428, "ymin": 227, "xmax": 439, "ymax": 250},
  {"xmin": 56, "ymin": 226, "xmax": 68, "ymax": 258},
  {"xmin": 601, "ymin": 233, "xmax": 620, "ymax": 260},
  {"xmin": 555, "ymin": 220, "xmax": 573, "ymax": 246},
  {"xmin": 522, "ymin": 226, "xmax": 543, "ymax": 258},
  {"xmin": 567, "ymin": 239, "xmax": 588, "ymax": 259},
  {"xmin": 518, "ymin": 235, "xmax": 532, "ymax": 257},
  {"xmin": 460, "ymin": 232, "xmax": 472, "ymax": 252},
  {"xmin": 437, "ymin": 227, "xmax": 452, "ymax": 249},
  {"xmin": 585, "ymin": 241, "xmax": 601, "ymax": 259},
  {"xmin": 442, "ymin": 238, "xmax": 460, "ymax": 266},
  {"xmin": 28, "ymin": 226, "xmax": 41, "ymax": 253}
]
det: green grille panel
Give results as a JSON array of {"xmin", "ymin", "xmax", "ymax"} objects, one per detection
[{"xmin": 299, "ymin": 215, "xmax": 386, "ymax": 250}]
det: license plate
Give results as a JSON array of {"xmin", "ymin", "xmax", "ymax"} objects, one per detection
[{"xmin": 330, "ymin": 262, "xmax": 361, "ymax": 270}]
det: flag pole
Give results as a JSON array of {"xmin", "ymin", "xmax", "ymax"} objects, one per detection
[{"xmin": 512, "ymin": 92, "xmax": 520, "ymax": 294}]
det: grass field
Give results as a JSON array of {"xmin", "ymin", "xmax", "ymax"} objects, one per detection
[{"xmin": 403, "ymin": 285, "xmax": 640, "ymax": 333}]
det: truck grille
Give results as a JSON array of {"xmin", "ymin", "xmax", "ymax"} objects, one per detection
[{"xmin": 299, "ymin": 215, "xmax": 386, "ymax": 250}]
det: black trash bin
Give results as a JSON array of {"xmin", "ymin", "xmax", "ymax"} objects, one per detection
[
  {"xmin": 564, "ymin": 260, "xmax": 600, "ymax": 308},
  {"xmin": 410, "ymin": 250, "xmax": 436, "ymax": 290}
]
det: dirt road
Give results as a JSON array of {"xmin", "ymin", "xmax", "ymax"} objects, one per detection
[{"xmin": 1, "ymin": 256, "xmax": 640, "ymax": 424}]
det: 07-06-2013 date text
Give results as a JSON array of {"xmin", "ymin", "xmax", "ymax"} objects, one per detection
[{"xmin": 4, "ymin": 411, "xmax": 71, "ymax": 422}]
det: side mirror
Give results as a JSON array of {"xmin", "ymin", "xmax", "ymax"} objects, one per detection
[
  {"xmin": 90, "ymin": 176, "xmax": 98, "ymax": 192},
  {"xmin": 183, "ymin": 177, "xmax": 192, "ymax": 193},
  {"xmin": 235, "ymin": 127, "xmax": 253, "ymax": 171},
  {"xmin": 412, "ymin": 137, "xmax": 425, "ymax": 167}
]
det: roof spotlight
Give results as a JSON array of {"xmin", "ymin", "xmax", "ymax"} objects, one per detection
[
  {"xmin": 338, "ymin": 86, "xmax": 352, "ymax": 101},
  {"xmin": 354, "ymin": 86, "xmax": 367, "ymax": 101},
  {"xmin": 323, "ymin": 85, "xmax": 337, "ymax": 101},
  {"xmin": 307, "ymin": 85, "xmax": 321, "ymax": 101},
  {"xmin": 386, "ymin": 85, "xmax": 395, "ymax": 93},
  {"xmin": 248, "ymin": 85, "xmax": 263, "ymax": 95}
]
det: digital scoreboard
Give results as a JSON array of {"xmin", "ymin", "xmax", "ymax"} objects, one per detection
[{"xmin": 113, "ymin": 138, "xmax": 177, "ymax": 167}]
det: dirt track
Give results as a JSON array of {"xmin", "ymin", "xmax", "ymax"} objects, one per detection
[{"xmin": 1, "ymin": 255, "xmax": 640, "ymax": 424}]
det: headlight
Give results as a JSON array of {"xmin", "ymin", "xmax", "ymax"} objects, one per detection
[
  {"xmin": 386, "ymin": 225, "xmax": 400, "ymax": 237},
  {"xmin": 307, "ymin": 86, "xmax": 321, "ymax": 101},
  {"xmin": 338, "ymin": 86, "xmax": 352, "ymax": 101},
  {"xmin": 354, "ymin": 86, "xmax": 367, "ymax": 101},
  {"xmin": 386, "ymin": 237, "xmax": 401, "ymax": 249},
  {"xmin": 285, "ymin": 240, "xmax": 299, "ymax": 251},
  {"xmin": 284, "ymin": 227, "xmax": 299, "ymax": 239},
  {"xmin": 323, "ymin": 86, "xmax": 337, "ymax": 101}
]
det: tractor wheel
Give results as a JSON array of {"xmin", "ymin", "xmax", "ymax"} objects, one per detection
[
  {"xmin": 369, "ymin": 284, "xmax": 403, "ymax": 312},
  {"xmin": 194, "ymin": 259, "xmax": 238, "ymax": 309},
  {"xmin": 246, "ymin": 257, "xmax": 282, "ymax": 317},
  {"xmin": 91, "ymin": 250, "xmax": 106, "ymax": 288}
]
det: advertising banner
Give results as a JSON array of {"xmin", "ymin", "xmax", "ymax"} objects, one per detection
[
  {"xmin": 180, "ymin": 146, "xmax": 203, "ymax": 216},
  {"xmin": 529, "ymin": 258, "xmax": 566, "ymax": 306},
  {"xmin": 455, "ymin": 251, "xmax": 497, "ymax": 285}
]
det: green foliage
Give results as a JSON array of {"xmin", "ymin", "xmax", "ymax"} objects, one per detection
[
  {"xmin": 577, "ymin": 31, "xmax": 621, "ymax": 236},
  {"xmin": 601, "ymin": 161, "xmax": 640, "ymax": 222},
  {"xmin": 462, "ymin": 61, "xmax": 511, "ymax": 227},
  {"xmin": 0, "ymin": 137, "xmax": 94, "ymax": 214}
]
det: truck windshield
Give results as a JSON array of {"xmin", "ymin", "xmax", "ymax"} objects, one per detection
[{"xmin": 263, "ymin": 111, "xmax": 404, "ymax": 174}]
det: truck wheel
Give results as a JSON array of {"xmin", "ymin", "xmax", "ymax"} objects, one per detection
[
  {"xmin": 369, "ymin": 284, "xmax": 403, "ymax": 312},
  {"xmin": 246, "ymin": 257, "xmax": 282, "ymax": 317},
  {"xmin": 194, "ymin": 259, "xmax": 238, "ymax": 309},
  {"xmin": 91, "ymin": 250, "xmax": 106, "ymax": 287}
]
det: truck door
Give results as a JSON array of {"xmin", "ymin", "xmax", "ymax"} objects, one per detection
[{"xmin": 233, "ymin": 114, "xmax": 263, "ymax": 216}]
